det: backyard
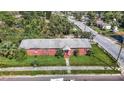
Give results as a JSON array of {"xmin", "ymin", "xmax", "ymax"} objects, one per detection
[{"xmin": 0, "ymin": 44, "xmax": 118, "ymax": 67}]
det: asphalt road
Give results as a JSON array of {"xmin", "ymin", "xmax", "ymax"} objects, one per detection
[
  {"xmin": 0, "ymin": 74, "xmax": 124, "ymax": 81},
  {"xmin": 68, "ymin": 18, "xmax": 124, "ymax": 71}
]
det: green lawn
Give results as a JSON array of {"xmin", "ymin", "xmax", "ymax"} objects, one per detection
[
  {"xmin": 0, "ymin": 70, "xmax": 120, "ymax": 76},
  {"xmin": 92, "ymin": 26, "xmax": 103, "ymax": 33},
  {"xmin": 0, "ymin": 44, "xmax": 117, "ymax": 67},
  {"xmin": 92, "ymin": 26, "xmax": 113, "ymax": 36},
  {"xmin": 93, "ymin": 26, "xmax": 124, "ymax": 35},
  {"xmin": 0, "ymin": 56, "xmax": 66, "ymax": 67},
  {"xmin": 118, "ymin": 27, "xmax": 124, "ymax": 32},
  {"xmin": 71, "ymin": 70, "xmax": 120, "ymax": 74},
  {"xmin": 70, "ymin": 44, "xmax": 117, "ymax": 67},
  {"xmin": 0, "ymin": 70, "xmax": 67, "ymax": 76}
]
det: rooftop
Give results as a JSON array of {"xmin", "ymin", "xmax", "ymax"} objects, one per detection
[{"xmin": 19, "ymin": 38, "xmax": 91, "ymax": 49}]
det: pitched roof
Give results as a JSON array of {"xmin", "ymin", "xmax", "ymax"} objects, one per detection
[{"xmin": 19, "ymin": 39, "xmax": 91, "ymax": 49}]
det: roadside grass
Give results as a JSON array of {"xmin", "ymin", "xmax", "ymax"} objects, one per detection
[
  {"xmin": 92, "ymin": 26, "xmax": 102, "ymax": 33},
  {"xmin": 0, "ymin": 44, "xmax": 117, "ymax": 67},
  {"xmin": 118, "ymin": 27, "xmax": 124, "ymax": 32},
  {"xmin": 0, "ymin": 70, "xmax": 120, "ymax": 76},
  {"xmin": 92, "ymin": 26, "xmax": 113, "ymax": 35},
  {"xmin": 0, "ymin": 70, "xmax": 67, "ymax": 76},
  {"xmin": 92, "ymin": 26, "xmax": 124, "ymax": 35},
  {"xmin": 71, "ymin": 70, "xmax": 120, "ymax": 74}
]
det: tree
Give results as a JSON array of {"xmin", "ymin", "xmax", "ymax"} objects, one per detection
[
  {"xmin": 80, "ymin": 32, "xmax": 92, "ymax": 39},
  {"xmin": 0, "ymin": 12, "xmax": 15, "ymax": 27},
  {"xmin": 73, "ymin": 12, "xmax": 82, "ymax": 21},
  {"xmin": 0, "ymin": 41, "xmax": 17, "ymax": 59},
  {"xmin": 87, "ymin": 11, "xmax": 97, "ymax": 26},
  {"xmin": 72, "ymin": 12, "xmax": 86, "ymax": 21},
  {"xmin": 16, "ymin": 49, "xmax": 26, "ymax": 61},
  {"xmin": 103, "ymin": 12, "xmax": 114, "ymax": 23},
  {"xmin": 45, "ymin": 11, "xmax": 52, "ymax": 19},
  {"xmin": 49, "ymin": 14, "xmax": 73, "ymax": 37},
  {"xmin": 103, "ymin": 11, "xmax": 122, "ymax": 24}
]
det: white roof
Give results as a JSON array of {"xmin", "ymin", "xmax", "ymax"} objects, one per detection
[{"xmin": 19, "ymin": 38, "xmax": 91, "ymax": 49}]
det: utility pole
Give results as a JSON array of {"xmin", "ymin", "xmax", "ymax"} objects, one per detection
[{"xmin": 116, "ymin": 36, "xmax": 124, "ymax": 62}]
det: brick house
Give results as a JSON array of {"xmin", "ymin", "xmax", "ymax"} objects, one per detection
[{"xmin": 19, "ymin": 39, "xmax": 91, "ymax": 56}]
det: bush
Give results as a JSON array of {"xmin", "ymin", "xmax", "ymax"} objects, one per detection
[
  {"xmin": 80, "ymin": 32, "xmax": 92, "ymax": 39},
  {"xmin": 73, "ymin": 49, "xmax": 79, "ymax": 57},
  {"xmin": 0, "ymin": 41, "xmax": 18, "ymax": 59},
  {"xmin": 55, "ymin": 49, "xmax": 64, "ymax": 58},
  {"xmin": 30, "ymin": 60, "xmax": 39, "ymax": 67},
  {"xmin": 16, "ymin": 49, "xmax": 26, "ymax": 61},
  {"xmin": 86, "ymin": 49, "xmax": 93, "ymax": 56}
]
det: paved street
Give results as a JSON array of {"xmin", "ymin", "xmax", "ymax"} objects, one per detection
[
  {"xmin": 0, "ymin": 66, "xmax": 113, "ymax": 71},
  {"xmin": 69, "ymin": 18, "xmax": 124, "ymax": 72},
  {"xmin": 0, "ymin": 74, "xmax": 124, "ymax": 81}
]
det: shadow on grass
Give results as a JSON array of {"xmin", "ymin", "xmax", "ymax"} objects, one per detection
[{"xmin": 92, "ymin": 55, "xmax": 118, "ymax": 70}]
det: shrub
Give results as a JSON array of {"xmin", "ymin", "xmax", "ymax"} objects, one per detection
[
  {"xmin": 55, "ymin": 49, "xmax": 64, "ymax": 58},
  {"xmin": 73, "ymin": 49, "xmax": 79, "ymax": 57},
  {"xmin": 0, "ymin": 41, "xmax": 18, "ymax": 59},
  {"xmin": 86, "ymin": 49, "xmax": 93, "ymax": 56},
  {"xmin": 16, "ymin": 49, "xmax": 26, "ymax": 61},
  {"xmin": 80, "ymin": 32, "xmax": 92, "ymax": 39},
  {"xmin": 30, "ymin": 60, "xmax": 39, "ymax": 67}
]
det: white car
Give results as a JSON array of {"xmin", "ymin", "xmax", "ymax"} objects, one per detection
[{"xmin": 50, "ymin": 78, "xmax": 64, "ymax": 81}]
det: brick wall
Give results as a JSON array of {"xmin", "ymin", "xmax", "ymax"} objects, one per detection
[
  {"xmin": 27, "ymin": 49, "xmax": 56, "ymax": 56},
  {"xmin": 26, "ymin": 48, "xmax": 88, "ymax": 56}
]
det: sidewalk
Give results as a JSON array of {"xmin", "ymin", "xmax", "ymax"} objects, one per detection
[
  {"xmin": 0, "ymin": 74, "xmax": 123, "ymax": 81},
  {"xmin": 0, "ymin": 66, "xmax": 114, "ymax": 71}
]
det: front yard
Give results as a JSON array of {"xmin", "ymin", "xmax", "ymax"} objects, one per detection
[
  {"xmin": 70, "ymin": 44, "xmax": 117, "ymax": 66},
  {"xmin": 0, "ymin": 44, "xmax": 118, "ymax": 67}
]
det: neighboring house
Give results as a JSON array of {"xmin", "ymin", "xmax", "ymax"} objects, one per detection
[
  {"xmin": 96, "ymin": 19, "xmax": 111, "ymax": 30},
  {"xmin": 15, "ymin": 14, "xmax": 22, "ymax": 19},
  {"xmin": 19, "ymin": 39, "xmax": 91, "ymax": 56},
  {"xmin": 96, "ymin": 19, "xmax": 104, "ymax": 28},
  {"xmin": 102, "ymin": 23, "xmax": 111, "ymax": 30},
  {"xmin": 112, "ymin": 26, "xmax": 118, "ymax": 32}
]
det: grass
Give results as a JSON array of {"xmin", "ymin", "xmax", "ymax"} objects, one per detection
[
  {"xmin": 92, "ymin": 26, "xmax": 103, "ymax": 33},
  {"xmin": 0, "ymin": 56, "xmax": 66, "ymax": 67},
  {"xmin": 118, "ymin": 27, "xmax": 124, "ymax": 32},
  {"xmin": 0, "ymin": 70, "xmax": 120, "ymax": 76},
  {"xmin": 92, "ymin": 26, "xmax": 113, "ymax": 36},
  {"xmin": 70, "ymin": 44, "xmax": 117, "ymax": 67},
  {"xmin": 93, "ymin": 26, "xmax": 124, "ymax": 35},
  {"xmin": 71, "ymin": 70, "xmax": 120, "ymax": 74},
  {"xmin": 0, "ymin": 70, "xmax": 67, "ymax": 76},
  {"xmin": 0, "ymin": 44, "xmax": 117, "ymax": 67}
]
